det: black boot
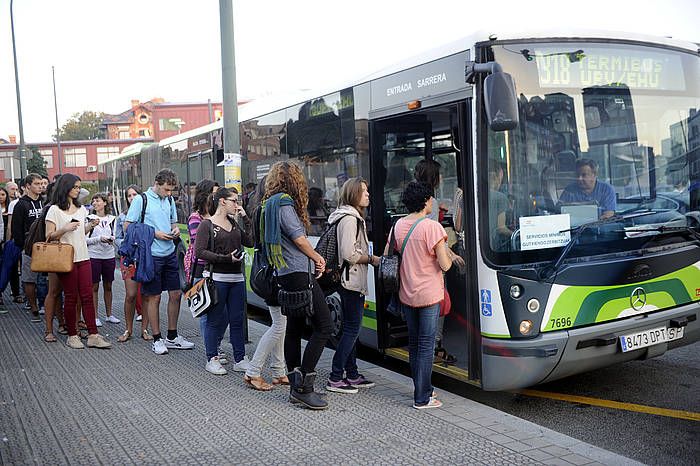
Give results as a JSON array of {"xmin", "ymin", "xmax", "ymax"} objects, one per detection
[{"xmin": 289, "ymin": 368, "xmax": 328, "ymax": 410}]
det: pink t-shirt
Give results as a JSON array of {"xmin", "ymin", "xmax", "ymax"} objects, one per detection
[{"xmin": 394, "ymin": 216, "xmax": 447, "ymax": 308}]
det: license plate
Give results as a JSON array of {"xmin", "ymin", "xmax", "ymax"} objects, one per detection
[{"xmin": 619, "ymin": 326, "xmax": 685, "ymax": 352}]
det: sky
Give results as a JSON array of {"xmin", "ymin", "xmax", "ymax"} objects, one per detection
[{"xmin": 1, "ymin": 0, "xmax": 698, "ymax": 142}]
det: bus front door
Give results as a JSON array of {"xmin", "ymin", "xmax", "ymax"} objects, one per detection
[{"xmin": 371, "ymin": 103, "xmax": 477, "ymax": 383}]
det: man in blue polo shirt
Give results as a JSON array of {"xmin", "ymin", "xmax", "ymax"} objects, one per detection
[
  {"xmin": 125, "ymin": 169, "xmax": 194, "ymax": 355},
  {"xmin": 559, "ymin": 158, "xmax": 616, "ymax": 220}
]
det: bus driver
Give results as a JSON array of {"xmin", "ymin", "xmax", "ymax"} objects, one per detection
[{"xmin": 558, "ymin": 159, "xmax": 616, "ymax": 220}]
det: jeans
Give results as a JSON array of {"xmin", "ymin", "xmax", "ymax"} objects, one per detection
[
  {"xmin": 37, "ymin": 273, "xmax": 48, "ymax": 309},
  {"xmin": 204, "ymin": 281, "xmax": 246, "ymax": 362},
  {"xmin": 246, "ymin": 305, "xmax": 287, "ymax": 378},
  {"xmin": 278, "ymin": 272, "xmax": 332, "ymax": 374},
  {"xmin": 403, "ymin": 302, "xmax": 440, "ymax": 405},
  {"xmin": 329, "ymin": 288, "xmax": 364, "ymax": 382}
]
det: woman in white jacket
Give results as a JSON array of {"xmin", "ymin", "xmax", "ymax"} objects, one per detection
[
  {"xmin": 86, "ymin": 192, "xmax": 118, "ymax": 326},
  {"xmin": 326, "ymin": 177, "xmax": 380, "ymax": 393}
]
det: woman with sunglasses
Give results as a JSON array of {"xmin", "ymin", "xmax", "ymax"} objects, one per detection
[{"xmin": 195, "ymin": 188, "xmax": 254, "ymax": 375}]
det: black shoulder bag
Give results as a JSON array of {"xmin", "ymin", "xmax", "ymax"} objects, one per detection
[
  {"xmin": 250, "ymin": 206, "xmax": 280, "ymax": 305},
  {"xmin": 278, "ymin": 261, "xmax": 314, "ymax": 318}
]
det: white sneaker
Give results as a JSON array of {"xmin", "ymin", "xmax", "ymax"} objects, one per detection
[
  {"xmin": 105, "ymin": 315, "xmax": 121, "ymax": 324},
  {"xmin": 136, "ymin": 315, "xmax": 143, "ymax": 322},
  {"xmin": 164, "ymin": 335, "xmax": 195, "ymax": 350},
  {"xmin": 39, "ymin": 307, "xmax": 45, "ymax": 315},
  {"xmin": 95, "ymin": 318, "xmax": 103, "ymax": 327},
  {"xmin": 152, "ymin": 339, "xmax": 168, "ymax": 355},
  {"xmin": 66, "ymin": 335, "xmax": 85, "ymax": 349},
  {"xmin": 205, "ymin": 357, "xmax": 228, "ymax": 375},
  {"xmin": 232, "ymin": 355, "xmax": 252, "ymax": 372}
]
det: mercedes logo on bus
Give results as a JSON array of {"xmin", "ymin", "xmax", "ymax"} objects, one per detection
[{"xmin": 630, "ymin": 287, "xmax": 647, "ymax": 311}]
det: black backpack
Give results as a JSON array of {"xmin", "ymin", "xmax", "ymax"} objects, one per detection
[
  {"xmin": 24, "ymin": 204, "xmax": 52, "ymax": 257},
  {"xmin": 250, "ymin": 206, "xmax": 279, "ymax": 305},
  {"xmin": 315, "ymin": 214, "xmax": 362, "ymax": 295}
]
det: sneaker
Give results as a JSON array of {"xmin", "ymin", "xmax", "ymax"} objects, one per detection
[
  {"xmin": 413, "ymin": 398, "xmax": 443, "ymax": 410},
  {"xmin": 152, "ymin": 339, "xmax": 168, "ymax": 355},
  {"xmin": 232, "ymin": 355, "xmax": 252, "ymax": 372},
  {"xmin": 164, "ymin": 335, "xmax": 195, "ymax": 350},
  {"xmin": 205, "ymin": 356, "xmax": 228, "ymax": 375},
  {"xmin": 135, "ymin": 314, "xmax": 143, "ymax": 322},
  {"xmin": 345, "ymin": 374, "xmax": 375, "ymax": 389},
  {"xmin": 326, "ymin": 379, "xmax": 359, "ymax": 394},
  {"xmin": 66, "ymin": 335, "xmax": 85, "ymax": 349},
  {"xmin": 0, "ymin": 306, "xmax": 8, "ymax": 315},
  {"xmin": 24, "ymin": 302, "xmax": 31, "ymax": 311},
  {"xmin": 95, "ymin": 318, "xmax": 103, "ymax": 327},
  {"xmin": 87, "ymin": 334, "xmax": 112, "ymax": 349},
  {"xmin": 218, "ymin": 350, "xmax": 229, "ymax": 365},
  {"xmin": 105, "ymin": 315, "xmax": 121, "ymax": 324},
  {"xmin": 30, "ymin": 313, "xmax": 42, "ymax": 323},
  {"xmin": 39, "ymin": 307, "xmax": 45, "ymax": 315}
]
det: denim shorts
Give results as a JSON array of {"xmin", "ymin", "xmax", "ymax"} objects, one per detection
[{"xmin": 141, "ymin": 252, "xmax": 181, "ymax": 296}]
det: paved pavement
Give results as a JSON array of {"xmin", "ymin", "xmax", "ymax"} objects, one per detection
[{"xmin": 0, "ymin": 276, "xmax": 641, "ymax": 465}]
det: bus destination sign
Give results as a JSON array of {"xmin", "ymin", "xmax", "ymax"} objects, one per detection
[{"xmin": 533, "ymin": 47, "xmax": 685, "ymax": 91}]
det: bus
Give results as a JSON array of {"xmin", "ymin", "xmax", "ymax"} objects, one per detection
[{"xmin": 99, "ymin": 30, "xmax": 700, "ymax": 390}]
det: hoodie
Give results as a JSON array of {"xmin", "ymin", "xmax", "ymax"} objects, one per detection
[{"xmin": 328, "ymin": 205, "xmax": 370, "ymax": 295}]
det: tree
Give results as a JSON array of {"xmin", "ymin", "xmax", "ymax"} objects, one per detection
[
  {"xmin": 27, "ymin": 146, "xmax": 48, "ymax": 177},
  {"xmin": 55, "ymin": 111, "xmax": 105, "ymax": 141}
]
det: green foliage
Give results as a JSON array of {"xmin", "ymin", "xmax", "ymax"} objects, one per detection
[
  {"xmin": 55, "ymin": 111, "xmax": 105, "ymax": 141},
  {"xmin": 27, "ymin": 146, "xmax": 48, "ymax": 177}
]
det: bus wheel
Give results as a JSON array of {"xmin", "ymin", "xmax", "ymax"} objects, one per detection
[{"xmin": 326, "ymin": 293, "xmax": 343, "ymax": 349}]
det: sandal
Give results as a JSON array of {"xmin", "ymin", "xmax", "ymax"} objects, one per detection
[
  {"xmin": 44, "ymin": 333, "xmax": 57, "ymax": 343},
  {"xmin": 117, "ymin": 330, "xmax": 132, "ymax": 343},
  {"xmin": 434, "ymin": 347, "xmax": 457, "ymax": 365},
  {"xmin": 271, "ymin": 375, "xmax": 290, "ymax": 386},
  {"xmin": 57, "ymin": 326, "xmax": 68, "ymax": 335},
  {"xmin": 77, "ymin": 321, "xmax": 87, "ymax": 330},
  {"xmin": 142, "ymin": 329, "xmax": 153, "ymax": 341},
  {"xmin": 243, "ymin": 375, "xmax": 273, "ymax": 391}
]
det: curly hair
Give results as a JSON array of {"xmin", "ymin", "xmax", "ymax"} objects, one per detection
[
  {"xmin": 91, "ymin": 192, "xmax": 112, "ymax": 215},
  {"xmin": 264, "ymin": 161, "xmax": 310, "ymax": 230},
  {"xmin": 402, "ymin": 181, "xmax": 433, "ymax": 213}
]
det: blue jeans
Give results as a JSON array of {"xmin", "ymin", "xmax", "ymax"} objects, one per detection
[
  {"xmin": 204, "ymin": 281, "xmax": 246, "ymax": 362},
  {"xmin": 402, "ymin": 303, "xmax": 440, "ymax": 405},
  {"xmin": 330, "ymin": 288, "xmax": 364, "ymax": 382}
]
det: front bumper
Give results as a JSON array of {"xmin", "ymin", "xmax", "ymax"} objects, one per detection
[{"xmin": 480, "ymin": 301, "xmax": 699, "ymax": 391}]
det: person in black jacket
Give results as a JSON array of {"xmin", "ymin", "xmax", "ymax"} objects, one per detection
[{"xmin": 12, "ymin": 173, "xmax": 44, "ymax": 322}]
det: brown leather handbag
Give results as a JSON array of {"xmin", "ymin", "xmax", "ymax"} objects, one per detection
[{"xmin": 30, "ymin": 242, "xmax": 75, "ymax": 273}]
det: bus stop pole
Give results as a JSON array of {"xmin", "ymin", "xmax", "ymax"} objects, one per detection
[{"xmin": 219, "ymin": 0, "xmax": 249, "ymax": 342}]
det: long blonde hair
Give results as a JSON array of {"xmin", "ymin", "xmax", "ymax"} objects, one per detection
[{"xmin": 264, "ymin": 161, "xmax": 311, "ymax": 230}]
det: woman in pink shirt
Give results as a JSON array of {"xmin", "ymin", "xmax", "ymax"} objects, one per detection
[{"xmin": 386, "ymin": 181, "xmax": 452, "ymax": 409}]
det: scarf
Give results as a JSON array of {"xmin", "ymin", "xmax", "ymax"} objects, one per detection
[{"xmin": 261, "ymin": 192, "xmax": 294, "ymax": 269}]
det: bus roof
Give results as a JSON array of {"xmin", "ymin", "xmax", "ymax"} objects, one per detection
[{"xmin": 157, "ymin": 29, "xmax": 698, "ymax": 149}]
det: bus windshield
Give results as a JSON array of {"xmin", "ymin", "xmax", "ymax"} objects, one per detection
[{"xmin": 483, "ymin": 41, "xmax": 700, "ymax": 265}]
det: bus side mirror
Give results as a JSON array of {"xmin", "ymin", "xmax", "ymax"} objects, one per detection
[{"xmin": 483, "ymin": 71, "xmax": 519, "ymax": 132}]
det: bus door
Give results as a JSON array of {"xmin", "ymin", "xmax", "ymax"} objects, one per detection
[{"xmin": 371, "ymin": 102, "xmax": 479, "ymax": 382}]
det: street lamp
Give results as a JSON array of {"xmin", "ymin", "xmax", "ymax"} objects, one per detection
[{"xmin": 10, "ymin": 0, "xmax": 27, "ymax": 179}]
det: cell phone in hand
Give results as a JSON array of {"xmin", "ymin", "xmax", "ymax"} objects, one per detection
[{"xmin": 232, "ymin": 249, "xmax": 244, "ymax": 260}]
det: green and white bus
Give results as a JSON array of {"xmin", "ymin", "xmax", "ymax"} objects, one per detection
[{"xmin": 100, "ymin": 30, "xmax": 700, "ymax": 390}]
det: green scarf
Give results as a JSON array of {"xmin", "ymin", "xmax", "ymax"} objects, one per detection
[{"xmin": 261, "ymin": 193, "xmax": 295, "ymax": 269}]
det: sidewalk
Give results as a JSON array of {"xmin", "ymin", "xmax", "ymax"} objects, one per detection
[{"xmin": 0, "ymin": 276, "xmax": 640, "ymax": 465}]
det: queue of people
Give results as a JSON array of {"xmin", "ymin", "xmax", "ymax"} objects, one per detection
[{"xmin": 1, "ymin": 162, "xmax": 456, "ymax": 412}]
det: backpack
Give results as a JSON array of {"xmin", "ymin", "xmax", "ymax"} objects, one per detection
[
  {"xmin": 315, "ymin": 214, "xmax": 362, "ymax": 295},
  {"xmin": 250, "ymin": 205, "xmax": 279, "ymax": 305},
  {"xmin": 139, "ymin": 192, "xmax": 181, "ymax": 247},
  {"xmin": 24, "ymin": 204, "xmax": 52, "ymax": 257}
]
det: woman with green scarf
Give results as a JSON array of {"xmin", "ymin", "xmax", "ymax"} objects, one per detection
[{"xmin": 262, "ymin": 161, "xmax": 331, "ymax": 410}]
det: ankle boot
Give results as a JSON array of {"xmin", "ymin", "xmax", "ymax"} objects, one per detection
[{"xmin": 289, "ymin": 369, "xmax": 329, "ymax": 410}]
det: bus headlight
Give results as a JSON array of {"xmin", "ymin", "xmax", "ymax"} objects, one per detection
[
  {"xmin": 527, "ymin": 298, "xmax": 540, "ymax": 313},
  {"xmin": 509, "ymin": 284, "xmax": 523, "ymax": 299},
  {"xmin": 519, "ymin": 320, "xmax": 534, "ymax": 335}
]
